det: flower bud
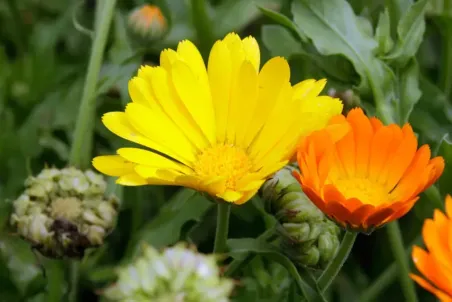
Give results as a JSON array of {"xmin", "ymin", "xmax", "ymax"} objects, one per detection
[
  {"xmin": 128, "ymin": 5, "xmax": 167, "ymax": 42},
  {"xmin": 102, "ymin": 243, "xmax": 234, "ymax": 302},
  {"xmin": 10, "ymin": 167, "xmax": 119, "ymax": 259},
  {"xmin": 262, "ymin": 166, "xmax": 341, "ymax": 269}
]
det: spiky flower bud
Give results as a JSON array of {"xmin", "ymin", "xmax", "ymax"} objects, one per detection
[
  {"xmin": 10, "ymin": 167, "xmax": 119, "ymax": 258},
  {"xmin": 262, "ymin": 166, "xmax": 341, "ymax": 269},
  {"xmin": 102, "ymin": 243, "xmax": 234, "ymax": 302},
  {"xmin": 128, "ymin": 5, "xmax": 167, "ymax": 42}
]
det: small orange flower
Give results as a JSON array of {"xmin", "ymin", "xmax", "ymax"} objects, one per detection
[
  {"xmin": 293, "ymin": 108, "xmax": 444, "ymax": 233},
  {"xmin": 410, "ymin": 195, "xmax": 452, "ymax": 301}
]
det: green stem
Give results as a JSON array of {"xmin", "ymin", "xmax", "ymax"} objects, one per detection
[
  {"xmin": 68, "ymin": 261, "xmax": 80, "ymax": 302},
  {"xmin": 67, "ymin": 1, "xmax": 117, "ymax": 301},
  {"xmin": 317, "ymin": 231, "xmax": 358, "ymax": 292},
  {"xmin": 386, "ymin": 222, "xmax": 418, "ymax": 302},
  {"xmin": 69, "ymin": 0, "xmax": 117, "ymax": 169},
  {"xmin": 224, "ymin": 227, "xmax": 276, "ymax": 277},
  {"xmin": 213, "ymin": 202, "xmax": 231, "ymax": 254},
  {"xmin": 189, "ymin": 0, "xmax": 215, "ymax": 58},
  {"xmin": 360, "ymin": 234, "xmax": 423, "ymax": 302}
]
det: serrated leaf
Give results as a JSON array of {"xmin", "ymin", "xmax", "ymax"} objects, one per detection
[
  {"xmin": 395, "ymin": 59, "xmax": 422, "ymax": 123},
  {"xmin": 375, "ymin": 9, "xmax": 394, "ymax": 55},
  {"xmin": 383, "ymin": 0, "xmax": 428, "ymax": 66},
  {"xmin": 290, "ymin": 0, "xmax": 397, "ymax": 123}
]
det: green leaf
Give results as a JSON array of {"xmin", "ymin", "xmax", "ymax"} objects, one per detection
[
  {"xmin": 395, "ymin": 59, "xmax": 422, "ymax": 124},
  {"xmin": 290, "ymin": 0, "xmax": 397, "ymax": 124},
  {"xmin": 261, "ymin": 25, "xmax": 303, "ymax": 59},
  {"xmin": 214, "ymin": 0, "xmax": 281, "ymax": 38},
  {"xmin": 257, "ymin": 5, "xmax": 307, "ymax": 42},
  {"xmin": 383, "ymin": 0, "xmax": 428, "ymax": 66},
  {"xmin": 123, "ymin": 189, "xmax": 212, "ymax": 261},
  {"xmin": 228, "ymin": 238, "xmax": 327, "ymax": 302},
  {"xmin": 375, "ymin": 9, "xmax": 394, "ymax": 55}
]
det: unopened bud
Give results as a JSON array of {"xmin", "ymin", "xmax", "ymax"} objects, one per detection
[
  {"xmin": 10, "ymin": 167, "xmax": 119, "ymax": 259},
  {"xmin": 128, "ymin": 5, "xmax": 167, "ymax": 42},
  {"xmin": 262, "ymin": 166, "xmax": 341, "ymax": 269},
  {"xmin": 102, "ymin": 243, "xmax": 233, "ymax": 302}
]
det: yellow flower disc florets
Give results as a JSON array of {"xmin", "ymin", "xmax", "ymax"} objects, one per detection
[{"xmin": 193, "ymin": 144, "xmax": 252, "ymax": 190}]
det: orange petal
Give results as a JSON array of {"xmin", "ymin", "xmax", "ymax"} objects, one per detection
[
  {"xmin": 381, "ymin": 124, "xmax": 417, "ymax": 190},
  {"xmin": 410, "ymin": 274, "xmax": 452, "ymax": 301},
  {"xmin": 364, "ymin": 207, "xmax": 395, "ymax": 228},
  {"xmin": 368, "ymin": 125, "xmax": 394, "ymax": 182},
  {"xmin": 347, "ymin": 108, "xmax": 373, "ymax": 178},
  {"xmin": 378, "ymin": 124, "xmax": 417, "ymax": 190}
]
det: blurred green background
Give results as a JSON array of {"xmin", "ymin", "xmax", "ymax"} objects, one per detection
[{"xmin": 0, "ymin": 0, "xmax": 451, "ymax": 301}]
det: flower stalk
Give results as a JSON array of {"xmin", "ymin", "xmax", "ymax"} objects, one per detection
[
  {"xmin": 213, "ymin": 202, "xmax": 231, "ymax": 254},
  {"xmin": 69, "ymin": 0, "xmax": 118, "ymax": 169},
  {"xmin": 386, "ymin": 221, "xmax": 418, "ymax": 302},
  {"xmin": 68, "ymin": 1, "xmax": 117, "ymax": 302},
  {"xmin": 317, "ymin": 231, "xmax": 357, "ymax": 292}
]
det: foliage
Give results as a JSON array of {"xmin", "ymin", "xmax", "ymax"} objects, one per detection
[{"xmin": 0, "ymin": 0, "xmax": 451, "ymax": 301}]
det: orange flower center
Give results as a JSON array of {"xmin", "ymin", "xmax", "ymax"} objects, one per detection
[
  {"xmin": 193, "ymin": 144, "xmax": 252, "ymax": 189},
  {"xmin": 333, "ymin": 177, "xmax": 389, "ymax": 206}
]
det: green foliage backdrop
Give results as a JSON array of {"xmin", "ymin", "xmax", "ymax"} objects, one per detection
[{"xmin": 0, "ymin": 0, "xmax": 450, "ymax": 301}]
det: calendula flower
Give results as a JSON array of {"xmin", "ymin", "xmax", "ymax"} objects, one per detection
[
  {"xmin": 102, "ymin": 243, "xmax": 233, "ymax": 302},
  {"xmin": 128, "ymin": 4, "xmax": 167, "ymax": 41},
  {"xmin": 92, "ymin": 33, "xmax": 342, "ymax": 205},
  {"xmin": 410, "ymin": 195, "xmax": 452, "ymax": 301},
  {"xmin": 293, "ymin": 108, "xmax": 444, "ymax": 233}
]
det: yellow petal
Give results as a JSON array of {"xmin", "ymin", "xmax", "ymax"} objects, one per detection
[
  {"xmin": 176, "ymin": 40, "xmax": 209, "ymax": 87},
  {"xmin": 92, "ymin": 155, "xmax": 135, "ymax": 176},
  {"xmin": 234, "ymin": 188, "xmax": 260, "ymax": 205},
  {"xmin": 125, "ymin": 103, "xmax": 197, "ymax": 165},
  {"xmin": 148, "ymin": 66, "xmax": 209, "ymax": 150},
  {"xmin": 227, "ymin": 60, "xmax": 258, "ymax": 145},
  {"xmin": 116, "ymin": 173, "xmax": 147, "ymax": 186},
  {"xmin": 241, "ymin": 36, "xmax": 260, "ymax": 71},
  {"xmin": 298, "ymin": 96, "xmax": 344, "ymax": 137},
  {"xmin": 128, "ymin": 76, "xmax": 158, "ymax": 109},
  {"xmin": 160, "ymin": 48, "xmax": 179, "ymax": 71},
  {"xmin": 102, "ymin": 112, "xmax": 175, "ymax": 157},
  {"xmin": 249, "ymin": 81, "xmax": 294, "ymax": 162},
  {"xmin": 293, "ymin": 79, "xmax": 327, "ymax": 100},
  {"xmin": 171, "ymin": 60, "xmax": 216, "ymax": 144},
  {"xmin": 223, "ymin": 33, "xmax": 246, "ymax": 77},
  {"xmin": 243, "ymin": 57, "xmax": 290, "ymax": 146},
  {"xmin": 217, "ymin": 190, "xmax": 243, "ymax": 202},
  {"xmin": 117, "ymin": 148, "xmax": 192, "ymax": 174},
  {"xmin": 208, "ymin": 40, "xmax": 232, "ymax": 143}
]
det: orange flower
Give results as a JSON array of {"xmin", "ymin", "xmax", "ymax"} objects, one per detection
[
  {"xmin": 293, "ymin": 108, "xmax": 444, "ymax": 233},
  {"xmin": 410, "ymin": 195, "xmax": 452, "ymax": 301}
]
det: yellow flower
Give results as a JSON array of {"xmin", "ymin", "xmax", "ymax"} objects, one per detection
[{"xmin": 92, "ymin": 33, "xmax": 343, "ymax": 204}]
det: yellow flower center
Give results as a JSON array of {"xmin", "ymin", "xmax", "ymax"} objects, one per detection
[
  {"xmin": 334, "ymin": 178, "xmax": 389, "ymax": 206},
  {"xmin": 193, "ymin": 144, "xmax": 252, "ymax": 189}
]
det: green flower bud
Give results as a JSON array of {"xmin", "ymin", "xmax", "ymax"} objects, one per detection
[
  {"xmin": 128, "ymin": 5, "xmax": 168, "ymax": 43},
  {"xmin": 102, "ymin": 243, "xmax": 234, "ymax": 302},
  {"xmin": 10, "ymin": 167, "xmax": 119, "ymax": 259},
  {"xmin": 262, "ymin": 166, "xmax": 341, "ymax": 269}
]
